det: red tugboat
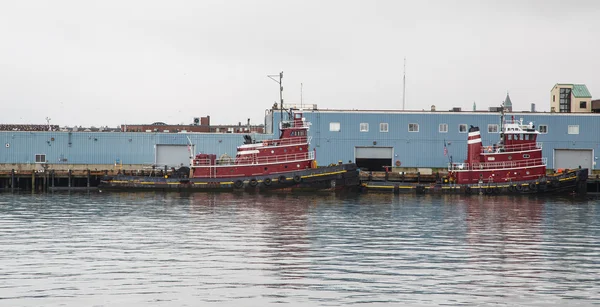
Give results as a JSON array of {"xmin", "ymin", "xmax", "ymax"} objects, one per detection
[
  {"xmin": 362, "ymin": 111, "xmax": 588, "ymax": 195},
  {"xmin": 99, "ymin": 109, "xmax": 359, "ymax": 192}
]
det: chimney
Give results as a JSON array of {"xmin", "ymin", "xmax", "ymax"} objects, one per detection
[
  {"xmin": 531, "ymin": 103, "xmax": 536, "ymax": 112},
  {"xmin": 467, "ymin": 126, "xmax": 482, "ymax": 166}
]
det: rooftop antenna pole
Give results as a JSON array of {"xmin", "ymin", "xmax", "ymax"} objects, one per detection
[
  {"xmin": 45, "ymin": 117, "xmax": 51, "ymax": 131},
  {"xmin": 402, "ymin": 57, "xmax": 406, "ymax": 110},
  {"xmin": 267, "ymin": 71, "xmax": 284, "ymax": 123}
]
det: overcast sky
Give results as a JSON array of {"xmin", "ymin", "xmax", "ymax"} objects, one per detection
[{"xmin": 0, "ymin": 0, "xmax": 598, "ymax": 127}]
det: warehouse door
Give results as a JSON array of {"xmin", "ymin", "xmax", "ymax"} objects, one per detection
[
  {"xmin": 156, "ymin": 145, "xmax": 194, "ymax": 168},
  {"xmin": 355, "ymin": 147, "xmax": 393, "ymax": 171},
  {"xmin": 554, "ymin": 149, "xmax": 592, "ymax": 174}
]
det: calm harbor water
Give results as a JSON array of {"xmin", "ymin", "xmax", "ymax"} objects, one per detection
[{"xmin": 0, "ymin": 192, "xmax": 599, "ymax": 306}]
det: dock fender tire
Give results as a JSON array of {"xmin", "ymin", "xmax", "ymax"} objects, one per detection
[
  {"xmin": 293, "ymin": 175, "xmax": 302, "ymax": 183},
  {"xmin": 278, "ymin": 175, "xmax": 287, "ymax": 184},
  {"xmin": 465, "ymin": 186, "xmax": 472, "ymax": 194},
  {"xmin": 249, "ymin": 178, "xmax": 258, "ymax": 187},
  {"xmin": 263, "ymin": 178, "xmax": 272, "ymax": 186},
  {"xmin": 234, "ymin": 180, "xmax": 244, "ymax": 189}
]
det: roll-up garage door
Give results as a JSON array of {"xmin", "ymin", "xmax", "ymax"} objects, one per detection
[
  {"xmin": 554, "ymin": 149, "xmax": 592, "ymax": 174},
  {"xmin": 156, "ymin": 145, "xmax": 193, "ymax": 168},
  {"xmin": 355, "ymin": 147, "xmax": 393, "ymax": 171}
]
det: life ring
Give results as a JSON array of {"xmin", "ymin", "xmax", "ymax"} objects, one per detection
[
  {"xmin": 262, "ymin": 141, "xmax": 268, "ymax": 146},
  {"xmin": 234, "ymin": 180, "xmax": 244, "ymax": 189},
  {"xmin": 486, "ymin": 146, "xmax": 492, "ymax": 153},
  {"xmin": 293, "ymin": 175, "xmax": 302, "ymax": 183},
  {"xmin": 249, "ymin": 178, "xmax": 258, "ymax": 187},
  {"xmin": 278, "ymin": 175, "xmax": 287, "ymax": 184},
  {"xmin": 263, "ymin": 178, "xmax": 272, "ymax": 186},
  {"xmin": 395, "ymin": 160, "xmax": 401, "ymax": 167}
]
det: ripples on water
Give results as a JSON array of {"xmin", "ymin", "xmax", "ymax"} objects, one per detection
[{"xmin": 0, "ymin": 192, "xmax": 599, "ymax": 306}]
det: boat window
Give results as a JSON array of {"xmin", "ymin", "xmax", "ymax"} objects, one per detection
[
  {"xmin": 508, "ymin": 135, "xmax": 512, "ymax": 140},
  {"xmin": 524, "ymin": 134, "xmax": 529, "ymax": 140},
  {"xmin": 329, "ymin": 122, "xmax": 340, "ymax": 132},
  {"xmin": 523, "ymin": 154, "xmax": 530, "ymax": 158}
]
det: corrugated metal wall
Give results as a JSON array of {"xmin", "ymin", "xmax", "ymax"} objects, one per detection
[
  {"xmin": 2, "ymin": 111, "xmax": 599, "ymax": 170},
  {"xmin": 273, "ymin": 110, "xmax": 600, "ymax": 170},
  {"xmin": 0, "ymin": 131, "xmax": 270, "ymax": 165}
]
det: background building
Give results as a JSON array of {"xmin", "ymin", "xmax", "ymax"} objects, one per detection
[{"xmin": 550, "ymin": 84, "xmax": 592, "ymax": 113}]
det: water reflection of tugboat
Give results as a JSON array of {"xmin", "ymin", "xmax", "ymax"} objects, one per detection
[{"xmin": 362, "ymin": 109, "xmax": 588, "ymax": 195}]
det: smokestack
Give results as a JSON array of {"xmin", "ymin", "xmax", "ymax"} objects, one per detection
[
  {"xmin": 467, "ymin": 126, "xmax": 482, "ymax": 166},
  {"xmin": 531, "ymin": 103, "xmax": 536, "ymax": 112}
]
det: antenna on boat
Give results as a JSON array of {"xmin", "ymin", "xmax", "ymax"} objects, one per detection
[
  {"xmin": 300, "ymin": 82, "xmax": 303, "ymax": 109},
  {"xmin": 267, "ymin": 71, "xmax": 284, "ymax": 124}
]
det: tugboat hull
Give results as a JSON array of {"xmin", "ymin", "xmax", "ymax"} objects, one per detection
[
  {"xmin": 99, "ymin": 164, "xmax": 359, "ymax": 192},
  {"xmin": 361, "ymin": 168, "xmax": 588, "ymax": 195}
]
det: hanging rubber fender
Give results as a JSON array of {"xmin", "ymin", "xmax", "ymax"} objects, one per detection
[
  {"xmin": 249, "ymin": 178, "xmax": 258, "ymax": 187},
  {"xmin": 485, "ymin": 187, "xmax": 493, "ymax": 194},
  {"xmin": 278, "ymin": 175, "xmax": 287, "ymax": 184},
  {"xmin": 529, "ymin": 182, "xmax": 537, "ymax": 191},
  {"xmin": 234, "ymin": 180, "xmax": 244, "ymax": 189},
  {"xmin": 395, "ymin": 160, "xmax": 401, "ymax": 167},
  {"xmin": 508, "ymin": 184, "xmax": 516, "ymax": 192},
  {"xmin": 263, "ymin": 178, "xmax": 272, "ymax": 186},
  {"xmin": 551, "ymin": 179, "xmax": 560, "ymax": 188},
  {"xmin": 516, "ymin": 184, "xmax": 523, "ymax": 191},
  {"xmin": 293, "ymin": 175, "xmax": 302, "ymax": 183},
  {"xmin": 465, "ymin": 186, "xmax": 472, "ymax": 194}
]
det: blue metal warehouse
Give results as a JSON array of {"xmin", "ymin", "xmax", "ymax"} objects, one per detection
[{"xmin": 1, "ymin": 108, "xmax": 598, "ymax": 172}]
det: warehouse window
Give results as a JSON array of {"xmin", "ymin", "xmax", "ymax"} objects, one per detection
[
  {"xmin": 459, "ymin": 124, "xmax": 467, "ymax": 133},
  {"xmin": 488, "ymin": 124, "xmax": 499, "ymax": 133},
  {"xmin": 35, "ymin": 154, "xmax": 46, "ymax": 163},
  {"xmin": 360, "ymin": 123, "xmax": 369, "ymax": 132},
  {"xmin": 568, "ymin": 125, "xmax": 579, "ymax": 134},
  {"xmin": 538, "ymin": 125, "xmax": 548, "ymax": 134},
  {"xmin": 408, "ymin": 123, "xmax": 419, "ymax": 132},
  {"xmin": 439, "ymin": 123, "xmax": 448, "ymax": 133},
  {"xmin": 329, "ymin": 122, "xmax": 340, "ymax": 132},
  {"xmin": 379, "ymin": 123, "xmax": 388, "ymax": 132}
]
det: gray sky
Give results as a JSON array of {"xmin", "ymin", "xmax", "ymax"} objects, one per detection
[{"xmin": 1, "ymin": 0, "xmax": 598, "ymax": 127}]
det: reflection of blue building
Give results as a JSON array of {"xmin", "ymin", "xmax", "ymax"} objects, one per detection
[{"xmin": 1, "ymin": 107, "xmax": 598, "ymax": 173}]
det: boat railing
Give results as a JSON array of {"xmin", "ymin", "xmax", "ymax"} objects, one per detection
[
  {"xmin": 449, "ymin": 157, "xmax": 546, "ymax": 171},
  {"xmin": 280, "ymin": 120, "xmax": 310, "ymax": 129},
  {"xmin": 481, "ymin": 142, "xmax": 542, "ymax": 154},
  {"xmin": 193, "ymin": 151, "xmax": 314, "ymax": 167},
  {"xmin": 261, "ymin": 136, "xmax": 308, "ymax": 147}
]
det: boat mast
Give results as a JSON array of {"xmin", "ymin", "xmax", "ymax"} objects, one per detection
[{"xmin": 268, "ymin": 71, "xmax": 284, "ymax": 124}]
